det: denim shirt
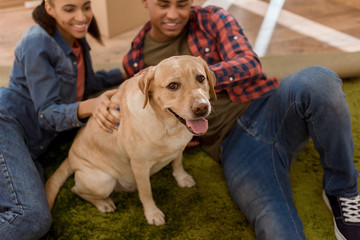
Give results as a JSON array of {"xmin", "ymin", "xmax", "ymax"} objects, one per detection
[{"xmin": 0, "ymin": 24, "xmax": 123, "ymax": 159}]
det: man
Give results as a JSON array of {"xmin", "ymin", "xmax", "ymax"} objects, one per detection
[{"xmin": 122, "ymin": 0, "xmax": 360, "ymax": 239}]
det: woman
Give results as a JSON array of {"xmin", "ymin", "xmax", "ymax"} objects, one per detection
[{"xmin": 0, "ymin": 0, "xmax": 123, "ymax": 239}]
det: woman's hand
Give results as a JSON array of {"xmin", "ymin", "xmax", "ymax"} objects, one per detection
[
  {"xmin": 78, "ymin": 89, "xmax": 120, "ymax": 133},
  {"xmin": 93, "ymin": 89, "xmax": 120, "ymax": 133}
]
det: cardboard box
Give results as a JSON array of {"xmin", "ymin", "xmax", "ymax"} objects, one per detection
[
  {"xmin": 0, "ymin": 0, "xmax": 25, "ymax": 9},
  {"xmin": 332, "ymin": 0, "xmax": 360, "ymax": 9},
  {"xmin": 92, "ymin": 0, "xmax": 149, "ymax": 38}
]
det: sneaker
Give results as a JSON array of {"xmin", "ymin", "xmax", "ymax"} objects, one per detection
[{"xmin": 322, "ymin": 190, "xmax": 360, "ymax": 240}]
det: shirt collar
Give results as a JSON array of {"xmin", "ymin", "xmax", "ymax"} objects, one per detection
[
  {"xmin": 53, "ymin": 28, "xmax": 90, "ymax": 55},
  {"xmin": 53, "ymin": 28, "xmax": 72, "ymax": 55}
]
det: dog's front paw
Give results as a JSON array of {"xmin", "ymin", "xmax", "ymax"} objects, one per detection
[
  {"xmin": 145, "ymin": 208, "xmax": 165, "ymax": 226},
  {"xmin": 93, "ymin": 198, "xmax": 116, "ymax": 213},
  {"xmin": 175, "ymin": 173, "xmax": 196, "ymax": 188}
]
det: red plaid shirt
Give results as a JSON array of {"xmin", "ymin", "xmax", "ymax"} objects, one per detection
[{"xmin": 123, "ymin": 6, "xmax": 278, "ymax": 103}]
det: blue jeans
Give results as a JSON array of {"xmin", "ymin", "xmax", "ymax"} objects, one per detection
[
  {"xmin": 221, "ymin": 66, "xmax": 358, "ymax": 240},
  {"xmin": 0, "ymin": 107, "xmax": 52, "ymax": 240}
]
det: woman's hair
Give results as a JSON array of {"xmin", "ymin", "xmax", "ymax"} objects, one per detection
[{"xmin": 32, "ymin": 0, "xmax": 103, "ymax": 44}]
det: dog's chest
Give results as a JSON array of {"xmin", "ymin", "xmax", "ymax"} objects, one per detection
[{"xmin": 150, "ymin": 151, "xmax": 182, "ymax": 175}]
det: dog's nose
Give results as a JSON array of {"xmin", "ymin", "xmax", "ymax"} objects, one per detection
[{"xmin": 192, "ymin": 100, "xmax": 209, "ymax": 117}]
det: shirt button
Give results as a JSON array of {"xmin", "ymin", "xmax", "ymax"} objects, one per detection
[
  {"xmin": 40, "ymin": 146, "xmax": 44, "ymax": 150},
  {"xmin": 73, "ymin": 61, "xmax": 77, "ymax": 65},
  {"xmin": 233, "ymin": 36, "xmax": 239, "ymax": 40},
  {"xmin": 205, "ymin": 47, "xmax": 210, "ymax": 53},
  {"xmin": 133, "ymin": 63, "xmax": 138, "ymax": 68},
  {"xmin": 229, "ymin": 77, "xmax": 234, "ymax": 81},
  {"xmin": 40, "ymin": 114, "xmax": 44, "ymax": 118}
]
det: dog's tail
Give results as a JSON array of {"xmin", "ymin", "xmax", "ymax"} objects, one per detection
[{"xmin": 45, "ymin": 158, "xmax": 73, "ymax": 210}]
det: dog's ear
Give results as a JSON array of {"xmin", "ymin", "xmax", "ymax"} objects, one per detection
[
  {"xmin": 138, "ymin": 66, "xmax": 155, "ymax": 108},
  {"xmin": 197, "ymin": 56, "xmax": 217, "ymax": 100}
]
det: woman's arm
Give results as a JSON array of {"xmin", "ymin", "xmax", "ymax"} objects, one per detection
[{"xmin": 17, "ymin": 34, "xmax": 119, "ymax": 133}]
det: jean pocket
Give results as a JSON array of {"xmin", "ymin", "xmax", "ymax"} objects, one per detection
[{"xmin": 0, "ymin": 153, "xmax": 23, "ymax": 223}]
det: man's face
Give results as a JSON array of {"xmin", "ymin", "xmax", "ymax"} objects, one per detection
[{"xmin": 142, "ymin": 0, "xmax": 193, "ymax": 42}]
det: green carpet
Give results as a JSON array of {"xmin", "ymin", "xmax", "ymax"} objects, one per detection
[{"xmin": 39, "ymin": 77, "xmax": 360, "ymax": 240}]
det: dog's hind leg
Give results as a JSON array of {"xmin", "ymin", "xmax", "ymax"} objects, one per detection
[
  {"xmin": 171, "ymin": 154, "xmax": 196, "ymax": 188},
  {"xmin": 72, "ymin": 169, "xmax": 117, "ymax": 213}
]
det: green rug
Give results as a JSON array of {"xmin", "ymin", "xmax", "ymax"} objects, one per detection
[{"xmin": 39, "ymin": 77, "xmax": 360, "ymax": 240}]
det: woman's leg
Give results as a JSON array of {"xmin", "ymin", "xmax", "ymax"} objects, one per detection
[
  {"xmin": 221, "ymin": 66, "xmax": 358, "ymax": 239},
  {"xmin": 0, "ymin": 111, "xmax": 52, "ymax": 240}
]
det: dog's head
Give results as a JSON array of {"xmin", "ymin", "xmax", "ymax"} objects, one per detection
[{"xmin": 138, "ymin": 56, "xmax": 217, "ymax": 135}]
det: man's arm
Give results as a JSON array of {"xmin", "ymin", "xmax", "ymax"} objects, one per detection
[{"xmin": 193, "ymin": 6, "xmax": 277, "ymax": 102}]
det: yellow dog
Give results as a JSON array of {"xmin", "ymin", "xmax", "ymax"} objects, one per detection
[{"xmin": 45, "ymin": 56, "xmax": 216, "ymax": 225}]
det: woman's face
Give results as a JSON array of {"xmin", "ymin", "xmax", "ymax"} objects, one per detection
[{"xmin": 45, "ymin": 0, "xmax": 94, "ymax": 46}]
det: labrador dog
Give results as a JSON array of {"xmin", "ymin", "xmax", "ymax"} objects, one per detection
[{"xmin": 45, "ymin": 55, "xmax": 217, "ymax": 225}]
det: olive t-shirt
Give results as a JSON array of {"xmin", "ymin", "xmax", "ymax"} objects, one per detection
[
  {"xmin": 144, "ymin": 30, "xmax": 192, "ymax": 65},
  {"xmin": 143, "ymin": 31, "xmax": 251, "ymax": 162}
]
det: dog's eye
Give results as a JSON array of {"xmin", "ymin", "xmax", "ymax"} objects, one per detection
[
  {"xmin": 167, "ymin": 82, "xmax": 179, "ymax": 90},
  {"xmin": 196, "ymin": 75, "xmax": 205, "ymax": 83}
]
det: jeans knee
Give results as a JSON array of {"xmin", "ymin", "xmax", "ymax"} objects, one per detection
[
  {"xmin": 0, "ymin": 206, "xmax": 52, "ymax": 240},
  {"xmin": 283, "ymin": 66, "xmax": 345, "ymax": 110},
  {"xmin": 296, "ymin": 65, "xmax": 340, "ymax": 88},
  {"xmin": 25, "ymin": 206, "xmax": 52, "ymax": 238}
]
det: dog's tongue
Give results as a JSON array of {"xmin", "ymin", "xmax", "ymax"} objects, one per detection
[{"xmin": 185, "ymin": 118, "xmax": 208, "ymax": 135}]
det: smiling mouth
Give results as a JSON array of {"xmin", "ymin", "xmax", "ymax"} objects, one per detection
[
  {"xmin": 168, "ymin": 108, "xmax": 208, "ymax": 135},
  {"xmin": 73, "ymin": 23, "xmax": 88, "ymax": 31},
  {"xmin": 165, "ymin": 22, "xmax": 177, "ymax": 27},
  {"xmin": 163, "ymin": 22, "xmax": 180, "ymax": 30}
]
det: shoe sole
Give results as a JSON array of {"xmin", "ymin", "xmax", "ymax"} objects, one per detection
[{"xmin": 322, "ymin": 190, "xmax": 347, "ymax": 240}]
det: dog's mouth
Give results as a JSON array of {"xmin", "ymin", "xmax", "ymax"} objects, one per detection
[{"xmin": 168, "ymin": 109, "xmax": 208, "ymax": 135}]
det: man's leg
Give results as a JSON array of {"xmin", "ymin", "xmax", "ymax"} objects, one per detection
[
  {"xmin": 222, "ymin": 123, "xmax": 306, "ymax": 240},
  {"xmin": 221, "ymin": 66, "xmax": 359, "ymax": 239}
]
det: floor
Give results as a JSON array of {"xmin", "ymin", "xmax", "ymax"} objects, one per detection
[{"xmin": 0, "ymin": 0, "xmax": 360, "ymax": 77}]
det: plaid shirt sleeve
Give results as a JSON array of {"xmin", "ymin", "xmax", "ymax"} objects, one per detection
[
  {"xmin": 188, "ymin": 6, "xmax": 278, "ymax": 102},
  {"xmin": 122, "ymin": 22, "xmax": 151, "ymax": 77}
]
